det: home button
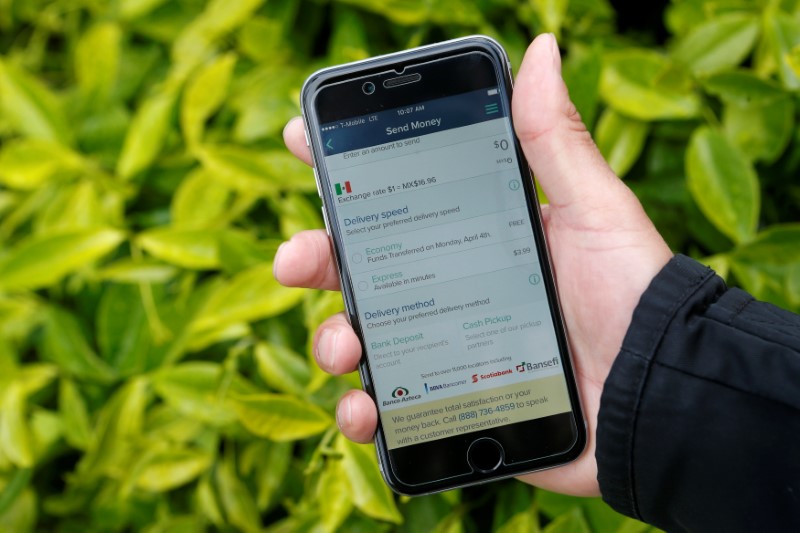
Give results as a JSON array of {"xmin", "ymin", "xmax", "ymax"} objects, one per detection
[{"xmin": 467, "ymin": 438, "xmax": 504, "ymax": 473}]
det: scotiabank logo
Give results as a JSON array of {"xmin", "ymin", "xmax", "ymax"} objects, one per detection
[
  {"xmin": 383, "ymin": 386, "xmax": 421, "ymax": 406},
  {"xmin": 471, "ymin": 369, "xmax": 513, "ymax": 383}
]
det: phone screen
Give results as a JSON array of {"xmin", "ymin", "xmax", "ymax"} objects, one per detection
[{"xmin": 317, "ymin": 67, "xmax": 574, "ymax": 452}]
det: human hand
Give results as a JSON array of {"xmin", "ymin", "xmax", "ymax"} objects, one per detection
[{"xmin": 274, "ymin": 33, "xmax": 672, "ymax": 497}]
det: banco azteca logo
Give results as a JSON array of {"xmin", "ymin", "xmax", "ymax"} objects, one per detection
[{"xmin": 392, "ymin": 386, "xmax": 409, "ymax": 398}]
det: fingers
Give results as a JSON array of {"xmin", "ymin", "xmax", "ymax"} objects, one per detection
[
  {"xmin": 512, "ymin": 34, "xmax": 619, "ymax": 209},
  {"xmin": 283, "ymin": 116, "xmax": 313, "ymax": 166},
  {"xmin": 337, "ymin": 390, "xmax": 378, "ymax": 443},
  {"xmin": 313, "ymin": 312, "xmax": 362, "ymax": 375},
  {"xmin": 273, "ymin": 230, "xmax": 341, "ymax": 291}
]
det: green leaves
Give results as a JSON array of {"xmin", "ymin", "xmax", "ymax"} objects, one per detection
[
  {"xmin": 0, "ymin": 59, "xmax": 72, "ymax": 144},
  {"xmin": 136, "ymin": 227, "xmax": 220, "ymax": 269},
  {"xmin": 731, "ymin": 225, "xmax": 800, "ymax": 312},
  {"xmin": 0, "ymin": 229, "xmax": 125, "ymax": 291},
  {"xmin": 181, "ymin": 54, "xmax": 237, "ymax": 147},
  {"xmin": 234, "ymin": 394, "xmax": 332, "ymax": 440},
  {"xmin": 686, "ymin": 127, "xmax": 760, "ymax": 243},
  {"xmin": 672, "ymin": 14, "xmax": 759, "ymax": 76},
  {"xmin": 116, "ymin": 88, "xmax": 178, "ymax": 179},
  {"xmin": 336, "ymin": 435, "xmax": 402, "ymax": 523},
  {"xmin": 600, "ymin": 50, "xmax": 701, "ymax": 120},
  {"xmin": 595, "ymin": 109, "xmax": 649, "ymax": 177}
]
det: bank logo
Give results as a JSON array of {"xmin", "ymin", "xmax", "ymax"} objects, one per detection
[
  {"xmin": 516, "ymin": 358, "xmax": 560, "ymax": 373},
  {"xmin": 425, "ymin": 380, "xmax": 468, "ymax": 393},
  {"xmin": 391, "ymin": 386, "xmax": 409, "ymax": 398},
  {"xmin": 335, "ymin": 181, "xmax": 352, "ymax": 196},
  {"xmin": 383, "ymin": 386, "xmax": 421, "ymax": 406},
  {"xmin": 472, "ymin": 369, "xmax": 513, "ymax": 383}
]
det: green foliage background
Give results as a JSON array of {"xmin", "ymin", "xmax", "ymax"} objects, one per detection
[{"xmin": 0, "ymin": 0, "xmax": 798, "ymax": 531}]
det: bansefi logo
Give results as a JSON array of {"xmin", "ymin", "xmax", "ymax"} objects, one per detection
[
  {"xmin": 335, "ymin": 181, "xmax": 352, "ymax": 196},
  {"xmin": 383, "ymin": 386, "xmax": 421, "ymax": 406},
  {"xmin": 516, "ymin": 357, "xmax": 560, "ymax": 373}
]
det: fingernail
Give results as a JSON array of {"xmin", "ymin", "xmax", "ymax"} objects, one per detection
[
  {"xmin": 272, "ymin": 241, "xmax": 287, "ymax": 280},
  {"xmin": 316, "ymin": 328, "xmax": 337, "ymax": 371},
  {"xmin": 337, "ymin": 395, "xmax": 352, "ymax": 430}
]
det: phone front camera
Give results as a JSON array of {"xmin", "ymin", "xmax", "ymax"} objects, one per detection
[{"xmin": 362, "ymin": 82, "xmax": 376, "ymax": 95}]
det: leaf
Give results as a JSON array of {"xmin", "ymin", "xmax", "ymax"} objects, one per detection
[
  {"xmin": 0, "ymin": 484, "xmax": 35, "ymax": 533},
  {"xmin": 532, "ymin": 0, "xmax": 569, "ymax": 37},
  {"xmin": 316, "ymin": 458, "xmax": 353, "ymax": 532},
  {"xmin": 723, "ymin": 96, "xmax": 795, "ymax": 163},
  {"xmin": 215, "ymin": 456, "xmax": 261, "ymax": 533},
  {"xmin": 41, "ymin": 307, "xmax": 117, "ymax": 384},
  {"xmin": 329, "ymin": 6, "xmax": 370, "ymax": 64},
  {"xmin": 59, "ymin": 379, "xmax": 92, "ymax": 450},
  {"xmin": 96, "ymin": 284, "xmax": 154, "ymax": 376},
  {"xmin": 119, "ymin": 0, "xmax": 170, "ymax": 20},
  {"xmin": 686, "ymin": 126, "xmax": 760, "ymax": 243},
  {"xmin": 765, "ymin": 12, "xmax": 800, "ymax": 90},
  {"xmin": 496, "ymin": 512, "xmax": 538, "ymax": 533},
  {"xmin": 152, "ymin": 362, "xmax": 256, "ymax": 425},
  {"xmin": 0, "ymin": 228, "xmax": 124, "ymax": 291},
  {"xmin": 35, "ymin": 181, "xmax": 106, "ymax": 235},
  {"xmin": 0, "ymin": 467, "xmax": 32, "ymax": 517},
  {"xmin": 600, "ymin": 50, "xmax": 701, "ymax": 120},
  {"xmin": 671, "ymin": 13, "xmax": 759, "ymax": 76},
  {"xmin": 190, "ymin": 263, "xmax": 304, "ymax": 335},
  {"xmin": 0, "ymin": 383, "xmax": 34, "ymax": 468},
  {"xmin": 116, "ymin": 88, "xmax": 177, "ymax": 179},
  {"xmin": 239, "ymin": 440, "xmax": 292, "ymax": 510},
  {"xmin": 543, "ymin": 507, "xmax": 591, "ymax": 533},
  {"xmin": 595, "ymin": 109, "xmax": 650, "ymax": 177},
  {"xmin": 218, "ymin": 231, "xmax": 275, "ymax": 274},
  {"xmin": 0, "ymin": 139, "xmax": 84, "ymax": 190},
  {"xmin": 703, "ymin": 71, "xmax": 787, "ymax": 106},
  {"xmin": 181, "ymin": 53, "xmax": 237, "ymax": 147},
  {"xmin": 270, "ymin": 194, "xmax": 323, "ymax": 240},
  {"xmin": 171, "ymin": 169, "xmax": 232, "ymax": 229},
  {"xmin": 77, "ymin": 377, "xmax": 149, "ymax": 480},
  {"xmin": 562, "ymin": 43, "xmax": 602, "ymax": 128},
  {"xmin": 234, "ymin": 394, "xmax": 332, "ymax": 440},
  {"xmin": 197, "ymin": 145, "xmax": 316, "ymax": 194},
  {"xmin": 95, "ymin": 258, "xmax": 178, "ymax": 283},
  {"xmin": 336, "ymin": 435, "xmax": 402, "ymax": 523},
  {"xmin": 0, "ymin": 58, "xmax": 72, "ymax": 144},
  {"xmin": 335, "ymin": 0, "xmax": 483, "ymax": 26},
  {"xmin": 135, "ymin": 449, "xmax": 212, "ymax": 492},
  {"xmin": 136, "ymin": 227, "xmax": 220, "ymax": 269},
  {"xmin": 74, "ymin": 23, "xmax": 121, "ymax": 107},
  {"xmin": 254, "ymin": 342, "xmax": 310, "ymax": 395},
  {"xmin": 731, "ymin": 224, "xmax": 800, "ymax": 312}
]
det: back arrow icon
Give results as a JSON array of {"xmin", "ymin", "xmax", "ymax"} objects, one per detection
[{"xmin": 326, "ymin": 138, "xmax": 333, "ymax": 150}]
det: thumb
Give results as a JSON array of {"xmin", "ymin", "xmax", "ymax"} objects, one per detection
[{"xmin": 511, "ymin": 34, "xmax": 618, "ymax": 208}]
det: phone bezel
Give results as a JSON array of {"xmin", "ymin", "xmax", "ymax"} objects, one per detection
[{"xmin": 301, "ymin": 35, "xmax": 587, "ymax": 495}]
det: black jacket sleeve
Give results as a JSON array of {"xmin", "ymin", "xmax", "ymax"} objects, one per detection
[{"xmin": 596, "ymin": 254, "xmax": 800, "ymax": 532}]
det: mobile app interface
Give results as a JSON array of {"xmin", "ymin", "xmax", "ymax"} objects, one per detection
[{"xmin": 320, "ymin": 88, "xmax": 572, "ymax": 449}]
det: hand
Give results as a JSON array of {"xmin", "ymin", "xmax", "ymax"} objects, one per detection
[{"xmin": 274, "ymin": 33, "xmax": 672, "ymax": 497}]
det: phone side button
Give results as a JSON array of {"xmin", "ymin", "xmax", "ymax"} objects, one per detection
[
  {"xmin": 312, "ymin": 167, "xmax": 322, "ymax": 198},
  {"xmin": 304, "ymin": 128, "xmax": 310, "ymax": 147},
  {"xmin": 320, "ymin": 206, "xmax": 331, "ymax": 236}
]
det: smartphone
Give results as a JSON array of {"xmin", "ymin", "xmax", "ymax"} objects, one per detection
[{"xmin": 301, "ymin": 35, "xmax": 586, "ymax": 495}]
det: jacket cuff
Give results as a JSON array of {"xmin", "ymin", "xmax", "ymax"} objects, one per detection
[{"xmin": 595, "ymin": 254, "xmax": 717, "ymax": 518}]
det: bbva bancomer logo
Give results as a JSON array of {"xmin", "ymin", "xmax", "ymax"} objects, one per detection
[{"xmin": 383, "ymin": 386, "xmax": 421, "ymax": 406}]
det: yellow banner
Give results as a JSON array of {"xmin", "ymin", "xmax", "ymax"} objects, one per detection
[{"xmin": 383, "ymin": 375, "xmax": 571, "ymax": 449}]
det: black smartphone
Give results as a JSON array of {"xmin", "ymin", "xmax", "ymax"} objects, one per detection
[{"xmin": 301, "ymin": 35, "xmax": 586, "ymax": 495}]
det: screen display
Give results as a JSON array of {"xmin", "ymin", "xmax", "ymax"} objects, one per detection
[{"xmin": 319, "ymin": 85, "xmax": 572, "ymax": 450}]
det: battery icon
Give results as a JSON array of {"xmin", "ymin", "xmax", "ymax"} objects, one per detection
[{"xmin": 487, "ymin": 88, "xmax": 498, "ymax": 96}]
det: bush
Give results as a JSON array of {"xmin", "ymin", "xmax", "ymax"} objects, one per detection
[{"xmin": 0, "ymin": 0, "xmax": 797, "ymax": 531}]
